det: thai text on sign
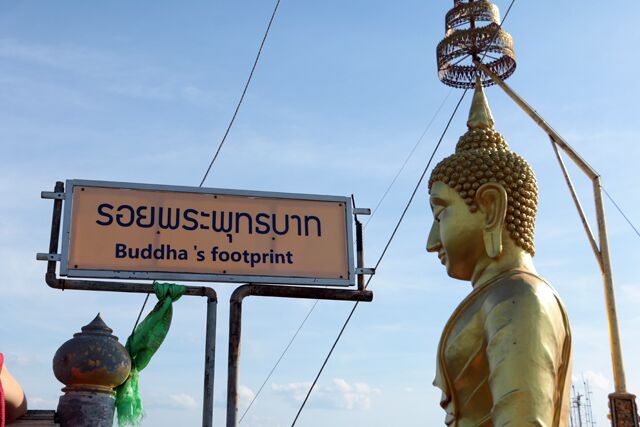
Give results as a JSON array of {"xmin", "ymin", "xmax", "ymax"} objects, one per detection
[{"xmin": 62, "ymin": 180, "xmax": 354, "ymax": 286}]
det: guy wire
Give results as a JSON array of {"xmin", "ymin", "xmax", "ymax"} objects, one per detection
[
  {"xmin": 239, "ymin": 88, "xmax": 455, "ymax": 422},
  {"xmin": 199, "ymin": 0, "xmax": 283, "ymax": 187},
  {"xmin": 130, "ymin": 292, "xmax": 151, "ymax": 338},
  {"xmin": 128, "ymin": 0, "xmax": 282, "ymax": 364},
  {"xmin": 290, "ymin": 88, "xmax": 469, "ymax": 426},
  {"xmin": 603, "ymin": 187, "xmax": 640, "ymax": 240},
  {"xmin": 365, "ymin": 88, "xmax": 453, "ymax": 227},
  {"xmin": 291, "ymin": 1, "xmax": 516, "ymax": 423},
  {"xmin": 238, "ymin": 299, "xmax": 320, "ymax": 423}
]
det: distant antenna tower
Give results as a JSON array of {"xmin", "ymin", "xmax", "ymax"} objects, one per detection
[{"xmin": 571, "ymin": 379, "xmax": 597, "ymax": 427}]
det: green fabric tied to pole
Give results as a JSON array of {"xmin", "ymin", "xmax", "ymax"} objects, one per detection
[{"xmin": 116, "ymin": 282, "xmax": 186, "ymax": 426}]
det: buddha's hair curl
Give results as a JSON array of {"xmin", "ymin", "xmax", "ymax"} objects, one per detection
[{"xmin": 428, "ymin": 127, "xmax": 538, "ymax": 255}]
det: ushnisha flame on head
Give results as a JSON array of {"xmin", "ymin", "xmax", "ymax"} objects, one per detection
[{"xmin": 428, "ymin": 79, "xmax": 538, "ymax": 255}]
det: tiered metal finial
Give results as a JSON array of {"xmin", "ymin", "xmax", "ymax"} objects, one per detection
[{"xmin": 437, "ymin": 0, "xmax": 516, "ymax": 88}]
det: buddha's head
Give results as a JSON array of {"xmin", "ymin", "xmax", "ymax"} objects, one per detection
[{"xmin": 426, "ymin": 80, "xmax": 538, "ymax": 281}]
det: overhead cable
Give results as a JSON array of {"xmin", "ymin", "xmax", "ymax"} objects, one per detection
[
  {"xmin": 199, "ymin": 0, "xmax": 283, "ymax": 187},
  {"xmin": 290, "ymin": 88, "xmax": 469, "ymax": 426},
  {"xmin": 238, "ymin": 88, "xmax": 455, "ymax": 422},
  {"xmin": 365, "ymin": 88, "xmax": 454, "ymax": 227},
  {"xmin": 290, "ymin": 1, "xmax": 516, "ymax": 424},
  {"xmin": 602, "ymin": 187, "xmax": 640, "ymax": 240},
  {"xmin": 128, "ymin": 0, "xmax": 283, "ymax": 372},
  {"xmin": 239, "ymin": 300, "xmax": 319, "ymax": 423}
]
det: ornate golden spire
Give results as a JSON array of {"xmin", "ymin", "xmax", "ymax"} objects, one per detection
[
  {"xmin": 454, "ymin": 80, "xmax": 508, "ymax": 154},
  {"xmin": 467, "ymin": 77, "xmax": 494, "ymax": 130},
  {"xmin": 436, "ymin": 0, "xmax": 516, "ymax": 89}
]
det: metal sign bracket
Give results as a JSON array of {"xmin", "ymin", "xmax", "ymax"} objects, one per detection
[{"xmin": 40, "ymin": 182, "xmax": 218, "ymax": 427}]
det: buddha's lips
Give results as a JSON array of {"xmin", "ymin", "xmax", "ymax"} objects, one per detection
[{"xmin": 438, "ymin": 251, "xmax": 447, "ymax": 265}]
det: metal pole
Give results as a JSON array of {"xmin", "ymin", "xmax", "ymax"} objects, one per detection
[
  {"xmin": 593, "ymin": 177, "xmax": 627, "ymax": 393},
  {"xmin": 549, "ymin": 137, "xmax": 602, "ymax": 270},
  {"xmin": 203, "ymin": 297, "xmax": 217, "ymax": 427},
  {"xmin": 473, "ymin": 60, "xmax": 598, "ymax": 179},
  {"xmin": 355, "ymin": 218, "xmax": 365, "ymax": 291},
  {"xmin": 227, "ymin": 290, "xmax": 243, "ymax": 427},
  {"xmin": 226, "ymin": 284, "xmax": 373, "ymax": 427},
  {"xmin": 473, "ymin": 61, "xmax": 639, "ymax": 425},
  {"xmin": 47, "ymin": 182, "xmax": 64, "ymax": 278}
]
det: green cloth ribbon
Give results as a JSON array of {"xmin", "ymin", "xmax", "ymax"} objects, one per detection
[{"xmin": 116, "ymin": 282, "xmax": 186, "ymax": 426}]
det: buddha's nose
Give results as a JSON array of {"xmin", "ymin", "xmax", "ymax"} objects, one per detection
[{"xmin": 426, "ymin": 221, "xmax": 442, "ymax": 252}]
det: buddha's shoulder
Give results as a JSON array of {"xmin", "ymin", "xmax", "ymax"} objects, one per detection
[{"xmin": 481, "ymin": 271, "xmax": 562, "ymax": 310}]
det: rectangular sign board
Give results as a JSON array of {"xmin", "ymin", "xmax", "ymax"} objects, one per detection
[{"xmin": 60, "ymin": 180, "xmax": 355, "ymax": 286}]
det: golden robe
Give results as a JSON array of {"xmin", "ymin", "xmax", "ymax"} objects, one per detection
[{"xmin": 434, "ymin": 270, "xmax": 572, "ymax": 426}]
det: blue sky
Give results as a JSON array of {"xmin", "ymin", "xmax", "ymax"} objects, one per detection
[{"xmin": 1, "ymin": 1, "xmax": 639, "ymax": 425}]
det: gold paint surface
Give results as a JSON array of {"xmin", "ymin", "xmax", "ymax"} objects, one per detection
[
  {"xmin": 67, "ymin": 186, "xmax": 350, "ymax": 280},
  {"xmin": 427, "ymin": 82, "xmax": 572, "ymax": 425},
  {"xmin": 433, "ymin": 271, "xmax": 572, "ymax": 426}
]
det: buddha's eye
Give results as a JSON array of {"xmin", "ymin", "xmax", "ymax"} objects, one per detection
[{"xmin": 434, "ymin": 207, "xmax": 444, "ymax": 222}]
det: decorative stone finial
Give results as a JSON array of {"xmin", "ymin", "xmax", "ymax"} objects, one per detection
[
  {"xmin": 53, "ymin": 314, "xmax": 131, "ymax": 427},
  {"xmin": 79, "ymin": 313, "xmax": 113, "ymax": 335}
]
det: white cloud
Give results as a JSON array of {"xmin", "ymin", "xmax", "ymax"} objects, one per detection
[
  {"xmin": 169, "ymin": 393, "xmax": 198, "ymax": 411},
  {"xmin": 3, "ymin": 352, "xmax": 44, "ymax": 368},
  {"xmin": 30, "ymin": 397, "xmax": 58, "ymax": 409},
  {"xmin": 578, "ymin": 370, "xmax": 611, "ymax": 391},
  {"xmin": 621, "ymin": 284, "xmax": 640, "ymax": 306},
  {"xmin": 0, "ymin": 38, "xmax": 218, "ymax": 105},
  {"xmin": 271, "ymin": 381, "xmax": 311, "ymax": 403},
  {"xmin": 272, "ymin": 378, "xmax": 381, "ymax": 411},
  {"xmin": 238, "ymin": 385, "xmax": 256, "ymax": 407}
]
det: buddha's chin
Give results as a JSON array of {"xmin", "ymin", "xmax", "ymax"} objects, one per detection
[{"xmin": 445, "ymin": 263, "xmax": 472, "ymax": 281}]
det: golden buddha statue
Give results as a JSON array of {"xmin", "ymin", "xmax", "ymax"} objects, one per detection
[{"xmin": 427, "ymin": 80, "xmax": 572, "ymax": 426}]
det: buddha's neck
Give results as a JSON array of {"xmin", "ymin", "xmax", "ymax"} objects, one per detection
[{"xmin": 470, "ymin": 249, "xmax": 537, "ymax": 289}]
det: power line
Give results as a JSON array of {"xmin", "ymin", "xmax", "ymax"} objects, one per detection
[
  {"xmin": 240, "ymin": 0, "xmax": 511, "ymax": 411},
  {"xmin": 199, "ymin": 0, "xmax": 283, "ymax": 187},
  {"xmin": 130, "ymin": 292, "xmax": 151, "ymax": 337},
  {"xmin": 290, "ymin": 1, "xmax": 516, "ymax": 423},
  {"xmin": 128, "ymin": 0, "xmax": 283, "ymax": 369},
  {"xmin": 365, "ymin": 88, "xmax": 453, "ymax": 227},
  {"xmin": 603, "ymin": 187, "xmax": 640, "ymax": 240},
  {"xmin": 239, "ymin": 300, "xmax": 319, "ymax": 423},
  {"xmin": 290, "ymin": 88, "xmax": 469, "ymax": 426},
  {"xmin": 238, "ymin": 88, "xmax": 454, "ymax": 422}
]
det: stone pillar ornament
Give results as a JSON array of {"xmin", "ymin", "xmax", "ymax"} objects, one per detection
[{"xmin": 53, "ymin": 314, "xmax": 131, "ymax": 427}]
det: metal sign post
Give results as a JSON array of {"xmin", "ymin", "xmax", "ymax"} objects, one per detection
[
  {"xmin": 39, "ymin": 181, "xmax": 219, "ymax": 427},
  {"xmin": 226, "ymin": 284, "xmax": 373, "ymax": 427},
  {"xmin": 39, "ymin": 179, "xmax": 375, "ymax": 427}
]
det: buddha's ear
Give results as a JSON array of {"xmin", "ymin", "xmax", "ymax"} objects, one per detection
[{"xmin": 475, "ymin": 182, "xmax": 508, "ymax": 259}]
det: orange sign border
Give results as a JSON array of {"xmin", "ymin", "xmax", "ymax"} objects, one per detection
[{"xmin": 60, "ymin": 180, "xmax": 355, "ymax": 287}]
